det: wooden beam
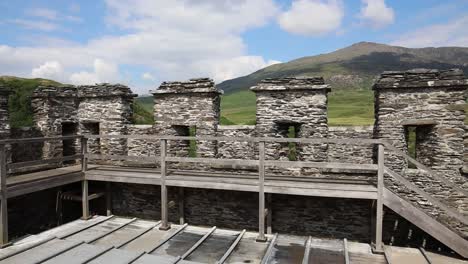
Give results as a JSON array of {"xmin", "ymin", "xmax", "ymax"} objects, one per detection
[
  {"xmin": 265, "ymin": 160, "xmax": 378, "ymax": 171},
  {"xmin": 343, "ymin": 238, "xmax": 350, "ymax": 264},
  {"xmin": 165, "ymin": 156, "xmax": 258, "ymax": 167},
  {"xmin": 116, "ymin": 221, "xmax": 161, "ymax": 248},
  {"xmin": 7, "ymin": 154, "xmax": 83, "ymax": 170},
  {"xmin": 301, "ymin": 236, "xmax": 312, "ymax": 264},
  {"xmin": 81, "ymin": 137, "xmax": 88, "ymax": 172},
  {"xmin": 179, "ymin": 187, "xmax": 184, "ymax": 225},
  {"xmin": 419, "ymin": 247, "xmax": 432, "ymax": 264},
  {"xmin": 0, "ymin": 144, "xmax": 8, "ymax": 247},
  {"xmin": 87, "ymin": 154, "xmax": 157, "ymax": 162},
  {"xmin": 385, "ymin": 167, "xmax": 468, "ymax": 226},
  {"xmin": 383, "ymin": 246, "xmax": 393, "ymax": 264},
  {"xmin": 0, "ymin": 135, "xmax": 83, "ymax": 144},
  {"xmin": 383, "ymin": 142, "xmax": 468, "ymax": 198},
  {"xmin": 266, "ymin": 194, "xmax": 272, "ymax": 234},
  {"xmin": 180, "ymin": 226, "xmax": 217, "ymax": 260},
  {"xmin": 374, "ymin": 144, "xmax": 384, "ymax": 253},
  {"xmin": 57, "ymin": 215, "xmax": 114, "ymax": 239},
  {"xmin": 147, "ymin": 223, "xmax": 188, "ymax": 253},
  {"xmin": 260, "ymin": 233, "xmax": 278, "ymax": 264},
  {"xmin": 81, "ymin": 180, "xmax": 90, "ymax": 220},
  {"xmin": 159, "ymin": 139, "xmax": 170, "ymax": 231},
  {"xmin": 106, "ymin": 182, "xmax": 112, "ymax": 216},
  {"xmin": 217, "ymin": 229, "xmax": 246, "ymax": 264},
  {"xmin": 86, "ymin": 218, "xmax": 137, "ymax": 243},
  {"xmin": 256, "ymin": 141, "xmax": 266, "ymax": 242}
]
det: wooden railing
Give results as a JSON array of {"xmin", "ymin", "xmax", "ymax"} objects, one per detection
[{"xmin": 0, "ymin": 134, "xmax": 466, "ymax": 252}]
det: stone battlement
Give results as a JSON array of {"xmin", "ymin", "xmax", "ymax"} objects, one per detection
[
  {"xmin": 251, "ymin": 77, "xmax": 330, "ymax": 92},
  {"xmin": 32, "ymin": 83, "xmax": 136, "ymax": 98},
  {"xmin": 374, "ymin": 68, "xmax": 468, "ymax": 89},
  {"xmin": 153, "ymin": 78, "xmax": 222, "ymax": 94}
]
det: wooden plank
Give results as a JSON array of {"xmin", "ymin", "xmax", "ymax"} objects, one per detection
[
  {"xmin": 115, "ymin": 221, "xmax": 161, "ymax": 249},
  {"xmin": 216, "ymin": 229, "xmax": 246, "ymax": 264},
  {"xmin": 7, "ymin": 172, "xmax": 83, "ymax": 198},
  {"xmin": 57, "ymin": 215, "xmax": 115, "ymax": 239},
  {"xmin": 7, "ymin": 165, "xmax": 81, "ymax": 186},
  {"xmin": 266, "ymin": 194, "xmax": 272, "ymax": 235},
  {"xmin": 82, "ymin": 137, "xmax": 88, "ymax": 172},
  {"xmin": 180, "ymin": 226, "xmax": 217, "ymax": 260},
  {"xmin": 85, "ymin": 173, "xmax": 161, "ymax": 185},
  {"xmin": 301, "ymin": 236, "xmax": 312, "ymax": 264},
  {"xmin": 383, "ymin": 188, "xmax": 468, "ymax": 258},
  {"xmin": 257, "ymin": 141, "xmax": 266, "ymax": 242},
  {"xmin": 7, "ymin": 154, "xmax": 83, "ymax": 170},
  {"xmin": 383, "ymin": 246, "xmax": 393, "ymax": 264},
  {"xmin": 0, "ymin": 236, "xmax": 56, "ymax": 261},
  {"xmin": 375, "ymin": 144, "xmax": 384, "ymax": 252},
  {"xmin": 383, "ymin": 143, "xmax": 468, "ymax": 198},
  {"xmin": 385, "ymin": 167, "xmax": 468, "ymax": 226},
  {"xmin": 0, "ymin": 144, "xmax": 8, "ymax": 246},
  {"xmin": 260, "ymin": 233, "xmax": 278, "ymax": 264},
  {"xmin": 147, "ymin": 223, "xmax": 189, "ymax": 253},
  {"xmin": 86, "ymin": 218, "xmax": 138, "ymax": 243},
  {"xmin": 159, "ymin": 139, "xmax": 170, "ymax": 230}
]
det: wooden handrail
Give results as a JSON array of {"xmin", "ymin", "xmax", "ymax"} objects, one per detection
[
  {"xmin": 0, "ymin": 135, "xmax": 83, "ymax": 144},
  {"xmin": 84, "ymin": 134, "xmax": 384, "ymax": 145},
  {"xmin": 384, "ymin": 167, "xmax": 468, "ymax": 226},
  {"xmin": 383, "ymin": 142, "xmax": 468, "ymax": 197}
]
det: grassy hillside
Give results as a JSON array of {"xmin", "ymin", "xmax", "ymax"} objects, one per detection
[
  {"xmin": 219, "ymin": 88, "xmax": 374, "ymax": 126},
  {"xmin": 0, "ymin": 77, "xmax": 154, "ymax": 127},
  {"xmin": 218, "ymin": 42, "xmax": 468, "ymax": 93}
]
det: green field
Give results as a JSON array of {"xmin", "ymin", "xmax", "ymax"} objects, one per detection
[{"xmin": 219, "ymin": 88, "xmax": 375, "ymax": 126}]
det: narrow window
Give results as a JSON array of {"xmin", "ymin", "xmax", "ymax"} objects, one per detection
[
  {"xmin": 405, "ymin": 126, "xmax": 417, "ymax": 160},
  {"xmin": 189, "ymin": 126, "xmax": 197, "ymax": 158},
  {"xmin": 288, "ymin": 125, "xmax": 297, "ymax": 161}
]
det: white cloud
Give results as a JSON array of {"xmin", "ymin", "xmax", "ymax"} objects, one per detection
[
  {"xmin": 70, "ymin": 59, "xmax": 119, "ymax": 85},
  {"xmin": 0, "ymin": 0, "xmax": 281, "ymax": 94},
  {"xmin": 31, "ymin": 61, "xmax": 64, "ymax": 80},
  {"xmin": 142, "ymin": 72, "xmax": 155, "ymax": 81},
  {"xmin": 278, "ymin": 0, "xmax": 344, "ymax": 36},
  {"xmin": 8, "ymin": 19, "xmax": 59, "ymax": 31},
  {"xmin": 359, "ymin": 0, "xmax": 394, "ymax": 28},
  {"xmin": 26, "ymin": 8, "xmax": 58, "ymax": 20},
  {"xmin": 391, "ymin": 16, "xmax": 468, "ymax": 48}
]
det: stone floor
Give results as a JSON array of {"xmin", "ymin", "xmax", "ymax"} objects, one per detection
[{"xmin": 0, "ymin": 216, "xmax": 466, "ymax": 264}]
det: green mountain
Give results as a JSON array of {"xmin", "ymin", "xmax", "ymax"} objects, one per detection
[
  {"xmin": 216, "ymin": 42, "xmax": 468, "ymax": 125},
  {"xmin": 217, "ymin": 42, "xmax": 468, "ymax": 93},
  {"xmin": 0, "ymin": 77, "xmax": 153, "ymax": 127}
]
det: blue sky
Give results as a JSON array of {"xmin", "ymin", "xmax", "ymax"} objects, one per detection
[{"xmin": 0, "ymin": 0, "xmax": 467, "ymax": 94}]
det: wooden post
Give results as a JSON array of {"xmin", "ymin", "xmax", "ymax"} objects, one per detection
[
  {"xmin": 81, "ymin": 137, "xmax": 88, "ymax": 172},
  {"xmin": 179, "ymin": 187, "xmax": 185, "ymax": 225},
  {"xmin": 0, "ymin": 144, "xmax": 8, "ymax": 247},
  {"xmin": 81, "ymin": 137, "xmax": 90, "ymax": 220},
  {"xmin": 267, "ymin": 193, "xmax": 272, "ymax": 234},
  {"xmin": 256, "ymin": 141, "xmax": 266, "ymax": 242},
  {"xmin": 106, "ymin": 182, "xmax": 112, "ymax": 216},
  {"xmin": 374, "ymin": 144, "xmax": 384, "ymax": 252},
  {"xmin": 159, "ymin": 139, "xmax": 170, "ymax": 230}
]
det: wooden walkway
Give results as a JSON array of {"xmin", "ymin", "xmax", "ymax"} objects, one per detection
[
  {"xmin": 2, "ymin": 216, "xmax": 465, "ymax": 264},
  {"xmin": 1, "ymin": 135, "xmax": 468, "ymax": 259}
]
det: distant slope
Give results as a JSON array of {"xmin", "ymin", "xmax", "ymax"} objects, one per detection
[
  {"xmin": 217, "ymin": 42, "xmax": 468, "ymax": 93},
  {"xmin": 0, "ymin": 77, "xmax": 154, "ymax": 127}
]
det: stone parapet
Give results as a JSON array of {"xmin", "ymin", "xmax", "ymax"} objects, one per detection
[
  {"xmin": 152, "ymin": 78, "xmax": 222, "ymax": 95},
  {"xmin": 251, "ymin": 77, "xmax": 330, "ymax": 92},
  {"xmin": 373, "ymin": 69, "xmax": 468, "ymax": 90}
]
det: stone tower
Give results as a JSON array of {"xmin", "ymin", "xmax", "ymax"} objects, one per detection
[
  {"xmin": 251, "ymin": 77, "xmax": 330, "ymax": 162},
  {"xmin": 152, "ymin": 78, "xmax": 222, "ymax": 158},
  {"xmin": 373, "ymin": 69, "xmax": 468, "ymax": 177}
]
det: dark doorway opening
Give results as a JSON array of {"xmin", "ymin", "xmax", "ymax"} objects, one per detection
[
  {"xmin": 172, "ymin": 125, "xmax": 197, "ymax": 157},
  {"xmin": 276, "ymin": 122, "xmax": 301, "ymax": 161},
  {"xmin": 62, "ymin": 122, "xmax": 78, "ymax": 163}
]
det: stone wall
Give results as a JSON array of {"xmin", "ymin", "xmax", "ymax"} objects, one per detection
[
  {"xmin": 152, "ymin": 78, "xmax": 221, "ymax": 166},
  {"xmin": 10, "ymin": 127, "xmax": 43, "ymax": 164},
  {"xmin": 328, "ymin": 126, "xmax": 374, "ymax": 164},
  {"xmin": 216, "ymin": 125, "xmax": 256, "ymax": 159},
  {"xmin": 252, "ymin": 77, "xmax": 330, "ymax": 176},
  {"xmin": 374, "ymin": 69, "xmax": 468, "ymax": 239},
  {"xmin": 126, "ymin": 125, "xmax": 158, "ymax": 167},
  {"xmin": 0, "ymin": 85, "xmax": 11, "ymax": 140}
]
